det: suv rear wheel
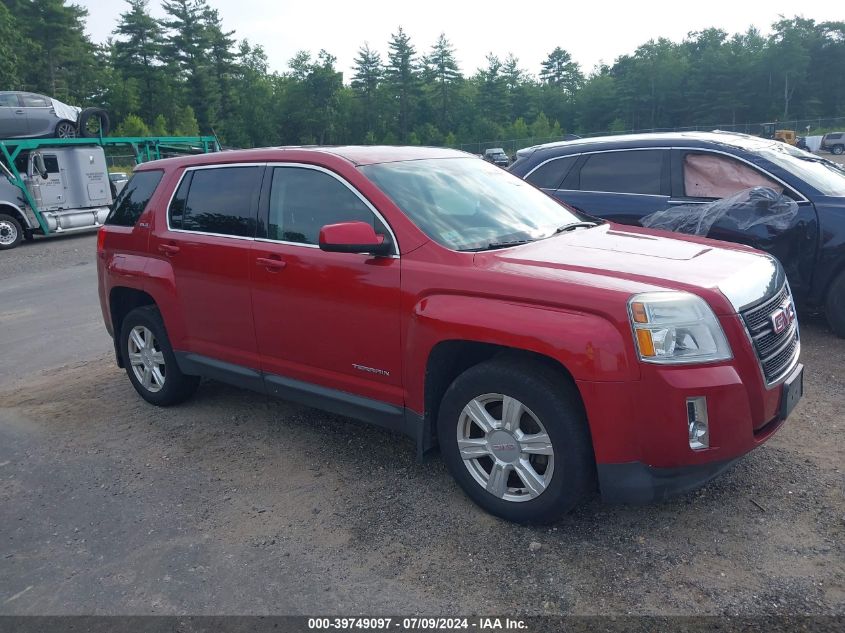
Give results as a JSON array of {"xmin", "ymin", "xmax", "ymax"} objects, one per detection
[
  {"xmin": 437, "ymin": 358, "xmax": 595, "ymax": 523},
  {"xmin": 826, "ymin": 270, "xmax": 845, "ymax": 338},
  {"xmin": 832, "ymin": 144, "xmax": 844, "ymax": 156},
  {"xmin": 120, "ymin": 306, "xmax": 200, "ymax": 405}
]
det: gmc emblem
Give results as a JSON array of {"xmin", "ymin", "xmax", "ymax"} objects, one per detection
[
  {"xmin": 770, "ymin": 300, "xmax": 796, "ymax": 334},
  {"xmin": 492, "ymin": 443, "xmax": 516, "ymax": 451}
]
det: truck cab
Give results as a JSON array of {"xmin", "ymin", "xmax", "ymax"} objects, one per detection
[{"xmin": 0, "ymin": 145, "xmax": 112, "ymax": 249}]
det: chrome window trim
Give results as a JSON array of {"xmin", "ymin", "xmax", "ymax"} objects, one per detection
[
  {"xmin": 164, "ymin": 161, "xmax": 400, "ymax": 257},
  {"xmin": 165, "ymin": 162, "xmax": 267, "ymax": 238},
  {"xmin": 523, "ymin": 145, "xmax": 808, "ymax": 203},
  {"xmin": 264, "ymin": 162, "xmax": 400, "ymax": 257},
  {"xmin": 523, "ymin": 147, "xmax": 663, "ymax": 181},
  {"xmin": 523, "ymin": 154, "xmax": 582, "ymax": 185},
  {"xmin": 554, "ymin": 188, "xmax": 668, "ymax": 199}
]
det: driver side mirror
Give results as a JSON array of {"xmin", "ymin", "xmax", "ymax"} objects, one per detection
[
  {"xmin": 33, "ymin": 154, "xmax": 48, "ymax": 180},
  {"xmin": 318, "ymin": 221, "xmax": 392, "ymax": 256}
]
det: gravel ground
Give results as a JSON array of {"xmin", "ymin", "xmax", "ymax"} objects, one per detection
[{"xmin": 0, "ymin": 233, "xmax": 843, "ymax": 616}]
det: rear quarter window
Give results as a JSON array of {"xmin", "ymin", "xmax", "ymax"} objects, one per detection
[
  {"xmin": 105, "ymin": 170, "xmax": 163, "ymax": 227},
  {"xmin": 525, "ymin": 155, "xmax": 578, "ymax": 189}
]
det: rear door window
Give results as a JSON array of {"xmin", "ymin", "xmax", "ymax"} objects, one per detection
[
  {"xmin": 171, "ymin": 166, "xmax": 263, "ymax": 237},
  {"xmin": 20, "ymin": 93, "xmax": 50, "ymax": 107},
  {"xmin": 0, "ymin": 93, "xmax": 20, "ymax": 107},
  {"xmin": 106, "ymin": 170, "xmax": 163, "ymax": 227},
  {"xmin": 578, "ymin": 150, "xmax": 666, "ymax": 195},
  {"xmin": 525, "ymin": 155, "xmax": 578, "ymax": 189}
]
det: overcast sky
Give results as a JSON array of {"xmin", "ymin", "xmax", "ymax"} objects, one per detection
[{"xmin": 76, "ymin": 0, "xmax": 840, "ymax": 80}]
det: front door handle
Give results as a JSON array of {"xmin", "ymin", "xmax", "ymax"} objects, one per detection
[
  {"xmin": 158, "ymin": 243, "xmax": 180, "ymax": 256},
  {"xmin": 256, "ymin": 256, "xmax": 286, "ymax": 271}
]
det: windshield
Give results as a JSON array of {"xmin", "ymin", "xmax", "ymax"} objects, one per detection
[
  {"xmin": 361, "ymin": 157, "xmax": 585, "ymax": 251},
  {"xmin": 758, "ymin": 144, "xmax": 845, "ymax": 197}
]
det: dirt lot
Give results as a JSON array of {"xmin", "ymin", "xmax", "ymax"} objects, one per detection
[{"xmin": 0, "ymin": 233, "xmax": 843, "ymax": 616}]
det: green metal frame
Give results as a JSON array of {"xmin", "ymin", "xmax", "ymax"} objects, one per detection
[{"xmin": 0, "ymin": 135, "xmax": 220, "ymax": 235}]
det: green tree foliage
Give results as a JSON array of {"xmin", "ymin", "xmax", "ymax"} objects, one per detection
[
  {"xmin": 5, "ymin": 0, "xmax": 100, "ymax": 102},
  {"xmin": 114, "ymin": 112, "xmax": 150, "ymax": 136},
  {"xmin": 113, "ymin": 0, "xmax": 165, "ymax": 122},
  {"xmin": 539, "ymin": 46, "xmax": 584, "ymax": 95},
  {"xmin": 422, "ymin": 34, "xmax": 461, "ymax": 131},
  {"xmin": 351, "ymin": 43, "xmax": 382, "ymax": 137},
  {"xmin": 384, "ymin": 26, "xmax": 419, "ymax": 142},
  {"xmin": 1, "ymin": 4, "xmax": 844, "ymax": 148},
  {"xmin": 0, "ymin": 3, "xmax": 22, "ymax": 87}
]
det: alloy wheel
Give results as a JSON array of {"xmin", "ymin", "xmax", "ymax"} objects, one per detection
[
  {"xmin": 127, "ymin": 325, "xmax": 166, "ymax": 393},
  {"xmin": 55, "ymin": 122, "xmax": 77, "ymax": 138},
  {"xmin": 457, "ymin": 393, "xmax": 555, "ymax": 502}
]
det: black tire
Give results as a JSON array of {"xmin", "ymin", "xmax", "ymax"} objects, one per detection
[
  {"xmin": 832, "ymin": 144, "xmax": 844, "ymax": 156},
  {"xmin": 78, "ymin": 107, "xmax": 110, "ymax": 138},
  {"xmin": 437, "ymin": 357, "xmax": 595, "ymax": 524},
  {"xmin": 53, "ymin": 120, "xmax": 78, "ymax": 138},
  {"xmin": 119, "ymin": 306, "xmax": 200, "ymax": 406},
  {"xmin": 825, "ymin": 270, "xmax": 845, "ymax": 338},
  {"xmin": 0, "ymin": 213, "xmax": 23, "ymax": 250}
]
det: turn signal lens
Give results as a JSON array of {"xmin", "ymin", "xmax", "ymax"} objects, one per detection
[
  {"xmin": 631, "ymin": 302, "xmax": 649, "ymax": 324},
  {"xmin": 636, "ymin": 329, "xmax": 656, "ymax": 357}
]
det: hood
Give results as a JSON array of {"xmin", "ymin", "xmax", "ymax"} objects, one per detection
[{"xmin": 473, "ymin": 224, "xmax": 783, "ymax": 313}]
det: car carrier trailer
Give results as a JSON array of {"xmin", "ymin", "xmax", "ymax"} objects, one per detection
[{"xmin": 0, "ymin": 135, "xmax": 220, "ymax": 250}]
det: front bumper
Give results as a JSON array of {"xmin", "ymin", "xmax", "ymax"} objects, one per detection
[
  {"xmin": 578, "ymin": 357, "xmax": 802, "ymax": 504},
  {"xmin": 597, "ymin": 458, "xmax": 739, "ymax": 504}
]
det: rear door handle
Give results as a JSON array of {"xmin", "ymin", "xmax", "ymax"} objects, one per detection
[
  {"xmin": 158, "ymin": 243, "xmax": 180, "ymax": 256},
  {"xmin": 15, "ymin": 110, "xmax": 24, "ymax": 114},
  {"xmin": 256, "ymin": 256, "xmax": 286, "ymax": 271}
]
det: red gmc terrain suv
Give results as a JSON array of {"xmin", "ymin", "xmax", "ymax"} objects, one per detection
[{"xmin": 98, "ymin": 146, "xmax": 804, "ymax": 523}]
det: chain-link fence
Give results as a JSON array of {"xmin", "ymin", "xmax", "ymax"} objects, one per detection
[{"xmin": 459, "ymin": 116, "xmax": 845, "ymax": 157}]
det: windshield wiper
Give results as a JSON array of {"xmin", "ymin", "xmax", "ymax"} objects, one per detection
[
  {"xmin": 484, "ymin": 239, "xmax": 534, "ymax": 250},
  {"xmin": 554, "ymin": 221, "xmax": 599, "ymax": 234}
]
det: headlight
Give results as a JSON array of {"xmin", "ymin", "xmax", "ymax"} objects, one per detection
[{"xmin": 628, "ymin": 292, "xmax": 732, "ymax": 364}]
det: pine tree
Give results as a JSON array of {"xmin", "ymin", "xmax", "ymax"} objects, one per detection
[
  {"xmin": 385, "ymin": 26, "xmax": 419, "ymax": 142},
  {"xmin": 351, "ymin": 43, "xmax": 382, "ymax": 136},
  {"xmin": 422, "ymin": 33, "xmax": 461, "ymax": 130},
  {"xmin": 161, "ymin": 0, "xmax": 218, "ymax": 132},
  {"xmin": 202, "ymin": 6, "xmax": 236, "ymax": 134},
  {"xmin": 113, "ymin": 0, "xmax": 166, "ymax": 122},
  {"xmin": 539, "ymin": 46, "xmax": 584, "ymax": 95},
  {"xmin": 14, "ymin": 0, "xmax": 96, "ymax": 100},
  {"xmin": 476, "ymin": 54, "xmax": 507, "ymax": 124}
]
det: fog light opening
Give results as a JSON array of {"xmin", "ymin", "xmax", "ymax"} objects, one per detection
[{"xmin": 686, "ymin": 396, "xmax": 709, "ymax": 450}]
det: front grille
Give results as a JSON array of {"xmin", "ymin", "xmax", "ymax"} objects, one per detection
[{"xmin": 740, "ymin": 284, "xmax": 800, "ymax": 384}]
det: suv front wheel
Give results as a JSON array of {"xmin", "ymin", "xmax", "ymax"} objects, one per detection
[
  {"xmin": 120, "ymin": 306, "xmax": 200, "ymax": 405},
  {"xmin": 438, "ymin": 358, "xmax": 595, "ymax": 523}
]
